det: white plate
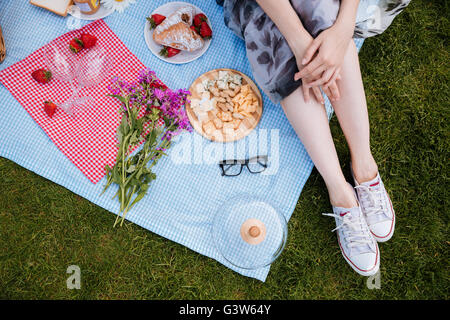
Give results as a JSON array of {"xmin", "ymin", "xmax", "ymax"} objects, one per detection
[
  {"xmin": 68, "ymin": 4, "xmax": 114, "ymax": 21},
  {"xmin": 144, "ymin": 1, "xmax": 212, "ymax": 64}
]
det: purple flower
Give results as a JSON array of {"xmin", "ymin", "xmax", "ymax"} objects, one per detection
[
  {"xmin": 161, "ymin": 130, "xmax": 173, "ymax": 141},
  {"xmin": 109, "ymin": 68, "xmax": 192, "ymax": 133},
  {"xmin": 153, "ymin": 88, "xmax": 165, "ymax": 101}
]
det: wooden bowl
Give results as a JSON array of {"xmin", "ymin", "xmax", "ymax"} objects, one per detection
[{"xmin": 186, "ymin": 68, "xmax": 263, "ymax": 143}]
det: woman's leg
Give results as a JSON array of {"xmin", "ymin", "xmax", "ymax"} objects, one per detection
[
  {"xmin": 331, "ymin": 41, "xmax": 378, "ymax": 183},
  {"xmin": 281, "ymin": 88, "xmax": 357, "ymax": 208}
]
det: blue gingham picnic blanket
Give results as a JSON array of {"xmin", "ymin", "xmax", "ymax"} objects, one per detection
[{"xmin": 0, "ymin": 0, "xmax": 363, "ymax": 281}]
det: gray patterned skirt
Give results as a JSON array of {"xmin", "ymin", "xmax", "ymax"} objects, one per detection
[{"xmin": 218, "ymin": 0, "xmax": 410, "ymax": 104}]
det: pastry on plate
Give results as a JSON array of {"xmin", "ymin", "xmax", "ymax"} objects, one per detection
[{"xmin": 152, "ymin": 5, "xmax": 204, "ymax": 52}]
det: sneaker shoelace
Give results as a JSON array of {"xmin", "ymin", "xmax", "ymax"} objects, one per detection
[
  {"xmin": 355, "ymin": 184, "xmax": 392, "ymax": 225},
  {"xmin": 322, "ymin": 212, "xmax": 374, "ymax": 256}
]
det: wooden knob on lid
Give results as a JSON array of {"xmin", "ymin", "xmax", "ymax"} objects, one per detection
[
  {"xmin": 249, "ymin": 226, "xmax": 260, "ymax": 238},
  {"xmin": 240, "ymin": 219, "xmax": 266, "ymax": 245}
]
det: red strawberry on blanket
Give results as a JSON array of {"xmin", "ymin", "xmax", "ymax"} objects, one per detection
[
  {"xmin": 147, "ymin": 14, "xmax": 166, "ymax": 29},
  {"xmin": 31, "ymin": 69, "xmax": 52, "ymax": 84},
  {"xmin": 193, "ymin": 13, "xmax": 208, "ymax": 27},
  {"xmin": 80, "ymin": 33, "xmax": 97, "ymax": 49},
  {"xmin": 199, "ymin": 21, "xmax": 212, "ymax": 39},
  {"xmin": 159, "ymin": 46, "xmax": 181, "ymax": 58},
  {"xmin": 43, "ymin": 101, "xmax": 57, "ymax": 117},
  {"xmin": 69, "ymin": 38, "xmax": 83, "ymax": 53}
]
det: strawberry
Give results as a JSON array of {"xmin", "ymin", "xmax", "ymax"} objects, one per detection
[
  {"xmin": 190, "ymin": 25, "xmax": 199, "ymax": 34},
  {"xmin": 32, "ymin": 69, "xmax": 52, "ymax": 84},
  {"xmin": 69, "ymin": 38, "xmax": 83, "ymax": 53},
  {"xmin": 147, "ymin": 14, "xmax": 166, "ymax": 29},
  {"xmin": 80, "ymin": 33, "xmax": 97, "ymax": 49},
  {"xmin": 159, "ymin": 46, "xmax": 181, "ymax": 58},
  {"xmin": 193, "ymin": 13, "xmax": 207, "ymax": 27},
  {"xmin": 43, "ymin": 101, "xmax": 57, "ymax": 117},
  {"xmin": 199, "ymin": 21, "xmax": 212, "ymax": 39}
]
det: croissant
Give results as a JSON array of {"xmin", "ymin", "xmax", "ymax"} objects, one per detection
[{"xmin": 153, "ymin": 6, "xmax": 204, "ymax": 52}]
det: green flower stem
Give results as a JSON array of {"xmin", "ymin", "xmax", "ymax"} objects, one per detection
[
  {"xmin": 115, "ymin": 127, "xmax": 173, "ymax": 226},
  {"xmin": 119, "ymin": 185, "xmax": 137, "ymax": 227},
  {"xmin": 122, "ymin": 120, "xmax": 156, "ymax": 189},
  {"xmin": 113, "ymin": 132, "xmax": 129, "ymax": 228}
]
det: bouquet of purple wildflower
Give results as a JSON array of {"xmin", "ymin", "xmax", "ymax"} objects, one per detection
[{"xmin": 103, "ymin": 68, "xmax": 191, "ymax": 227}]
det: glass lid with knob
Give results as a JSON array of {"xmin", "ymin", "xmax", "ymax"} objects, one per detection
[{"xmin": 212, "ymin": 195, "xmax": 288, "ymax": 270}]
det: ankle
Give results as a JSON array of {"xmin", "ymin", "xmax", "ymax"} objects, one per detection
[
  {"xmin": 328, "ymin": 182, "xmax": 358, "ymax": 208},
  {"xmin": 351, "ymin": 155, "xmax": 378, "ymax": 183}
]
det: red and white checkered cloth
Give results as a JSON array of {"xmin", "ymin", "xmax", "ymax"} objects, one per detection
[{"xmin": 0, "ymin": 20, "xmax": 155, "ymax": 184}]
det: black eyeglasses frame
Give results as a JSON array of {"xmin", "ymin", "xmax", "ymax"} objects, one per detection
[{"xmin": 219, "ymin": 155, "xmax": 268, "ymax": 177}]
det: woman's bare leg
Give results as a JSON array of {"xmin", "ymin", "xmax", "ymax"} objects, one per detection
[
  {"xmin": 281, "ymin": 88, "xmax": 357, "ymax": 208},
  {"xmin": 331, "ymin": 41, "xmax": 378, "ymax": 183}
]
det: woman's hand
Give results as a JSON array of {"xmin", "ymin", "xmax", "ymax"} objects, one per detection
[
  {"xmin": 255, "ymin": 0, "xmax": 354, "ymax": 104},
  {"xmin": 294, "ymin": 22, "xmax": 354, "ymax": 86},
  {"xmin": 289, "ymin": 38, "xmax": 328, "ymax": 103},
  {"xmin": 301, "ymin": 74, "xmax": 341, "ymax": 104},
  {"xmin": 291, "ymin": 39, "xmax": 342, "ymax": 104},
  {"xmin": 294, "ymin": 0, "xmax": 360, "ymax": 102}
]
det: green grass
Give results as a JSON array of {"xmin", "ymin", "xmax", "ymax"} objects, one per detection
[{"xmin": 0, "ymin": 0, "xmax": 448, "ymax": 299}]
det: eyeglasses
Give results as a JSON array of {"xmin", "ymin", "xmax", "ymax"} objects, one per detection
[{"xmin": 219, "ymin": 155, "xmax": 268, "ymax": 176}]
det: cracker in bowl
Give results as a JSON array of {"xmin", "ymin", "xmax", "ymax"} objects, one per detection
[{"xmin": 187, "ymin": 69, "xmax": 262, "ymax": 142}]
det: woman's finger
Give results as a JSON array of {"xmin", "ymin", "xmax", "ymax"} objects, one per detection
[
  {"xmin": 308, "ymin": 67, "xmax": 336, "ymax": 87},
  {"xmin": 307, "ymin": 64, "xmax": 329, "ymax": 80},
  {"xmin": 296, "ymin": 57, "xmax": 324, "ymax": 79},
  {"xmin": 328, "ymin": 81, "xmax": 340, "ymax": 101},
  {"xmin": 302, "ymin": 83, "xmax": 310, "ymax": 103},
  {"xmin": 323, "ymin": 86, "xmax": 332, "ymax": 101},
  {"xmin": 323, "ymin": 67, "xmax": 341, "ymax": 89},
  {"xmin": 301, "ymin": 38, "xmax": 322, "ymax": 66},
  {"xmin": 312, "ymin": 86, "xmax": 324, "ymax": 104}
]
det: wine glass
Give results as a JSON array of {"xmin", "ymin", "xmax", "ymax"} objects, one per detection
[
  {"xmin": 67, "ymin": 46, "xmax": 113, "ymax": 114},
  {"xmin": 77, "ymin": 46, "xmax": 113, "ymax": 89},
  {"xmin": 44, "ymin": 44, "xmax": 78, "ymax": 115},
  {"xmin": 44, "ymin": 44, "xmax": 113, "ymax": 115}
]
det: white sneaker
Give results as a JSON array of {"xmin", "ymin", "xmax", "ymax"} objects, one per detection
[
  {"xmin": 352, "ymin": 170, "xmax": 396, "ymax": 242},
  {"xmin": 323, "ymin": 192, "xmax": 380, "ymax": 276}
]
